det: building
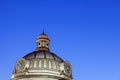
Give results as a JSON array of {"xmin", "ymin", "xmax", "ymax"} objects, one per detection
[{"xmin": 11, "ymin": 32, "xmax": 73, "ymax": 80}]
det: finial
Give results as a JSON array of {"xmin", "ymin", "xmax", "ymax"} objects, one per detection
[{"xmin": 42, "ymin": 29, "xmax": 45, "ymax": 35}]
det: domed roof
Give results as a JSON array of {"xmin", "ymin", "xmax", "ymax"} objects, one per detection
[
  {"xmin": 23, "ymin": 50, "xmax": 63, "ymax": 62},
  {"xmin": 37, "ymin": 31, "xmax": 50, "ymax": 40},
  {"xmin": 11, "ymin": 32, "xmax": 72, "ymax": 80}
]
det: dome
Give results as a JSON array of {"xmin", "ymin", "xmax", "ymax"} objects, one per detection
[
  {"xmin": 23, "ymin": 50, "xmax": 63, "ymax": 62},
  {"xmin": 37, "ymin": 31, "xmax": 50, "ymax": 41},
  {"xmin": 11, "ymin": 32, "xmax": 72, "ymax": 80}
]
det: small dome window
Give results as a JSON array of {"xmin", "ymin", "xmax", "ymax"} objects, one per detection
[{"xmin": 47, "ymin": 43, "xmax": 49, "ymax": 46}]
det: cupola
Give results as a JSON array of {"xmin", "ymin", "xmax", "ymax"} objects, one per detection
[{"xmin": 36, "ymin": 31, "xmax": 50, "ymax": 51}]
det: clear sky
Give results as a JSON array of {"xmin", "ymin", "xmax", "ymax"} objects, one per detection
[{"xmin": 0, "ymin": 0, "xmax": 120, "ymax": 80}]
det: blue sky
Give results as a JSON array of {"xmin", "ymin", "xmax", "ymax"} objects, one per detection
[{"xmin": 0, "ymin": 0, "xmax": 120, "ymax": 80}]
